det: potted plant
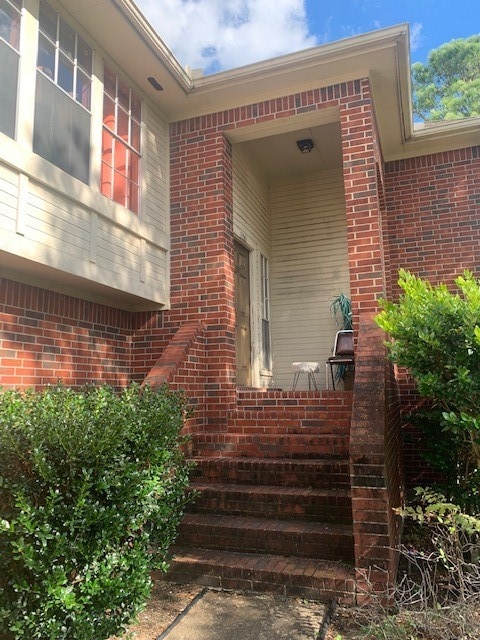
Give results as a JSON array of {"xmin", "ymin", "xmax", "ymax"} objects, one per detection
[
  {"xmin": 330, "ymin": 294, "xmax": 354, "ymax": 389},
  {"xmin": 330, "ymin": 293, "xmax": 352, "ymax": 331}
]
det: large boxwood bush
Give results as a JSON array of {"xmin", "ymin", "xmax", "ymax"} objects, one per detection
[{"xmin": 0, "ymin": 383, "xmax": 193, "ymax": 640}]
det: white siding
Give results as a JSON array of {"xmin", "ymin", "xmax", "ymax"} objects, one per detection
[
  {"xmin": 270, "ymin": 169, "xmax": 350, "ymax": 390},
  {"xmin": 0, "ymin": 154, "xmax": 168, "ymax": 309},
  {"xmin": 0, "ymin": 164, "xmax": 19, "ymax": 234},
  {"xmin": 232, "ymin": 144, "xmax": 271, "ymax": 386},
  {"xmin": 143, "ymin": 107, "xmax": 169, "ymax": 235}
]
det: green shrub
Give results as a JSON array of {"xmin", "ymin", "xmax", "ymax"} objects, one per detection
[
  {"xmin": 376, "ymin": 269, "xmax": 480, "ymax": 512},
  {"xmin": 0, "ymin": 383, "xmax": 193, "ymax": 640}
]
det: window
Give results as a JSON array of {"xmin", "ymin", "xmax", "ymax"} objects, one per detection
[
  {"xmin": 36, "ymin": 0, "xmax": 92, "ymax": 108},
  {"xmin": 0, "ymin": 0, "xmax": 22, "ymax": 138},
  {"xmin": 33, "ymin": 0, "xmax": 92, "ymax": 183},
  {"xmin": 101, "ymin": 65, "xmax": 141, "ymax": 214},
  {"xmin": 261, "ymin": 255, "xmax": 272, "ymax": 370}
]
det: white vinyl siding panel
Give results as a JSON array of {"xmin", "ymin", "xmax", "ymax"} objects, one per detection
[
  {"xmin": 270, "ymin": 169, "xmax": 349, "ymax": 390},
  {"xmin": 0, "ymin": 164, "xmax": 18, "ymax": 233},
  {"xmin": 143, "ymin": 107, "xmax": 168, "ymax": 235},
  {"xmin": 233, "ymin": 145, "xmax": 269, "ymax": 250},
  {"xmin": 0, "ymin": 159, "xmax": 168, "ymax": 308},
  {"xmin": 232, "ymin": 145, "xmax": 271, "ymax": 386}
]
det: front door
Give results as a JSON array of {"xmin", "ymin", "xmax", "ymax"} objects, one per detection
[{"xmin": 234, "ymin": 240, "xmax": 251, "ymax": 386}]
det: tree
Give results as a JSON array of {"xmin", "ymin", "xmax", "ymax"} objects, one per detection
[
  {"xmin": 412, "ymin": 35, "xmax": 480, "ymax": 121},
  {"xmin": 376, "ymin": 270, "xmax": 480, "ymax": 511}
]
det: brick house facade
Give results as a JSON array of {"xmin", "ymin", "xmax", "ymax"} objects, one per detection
[{"xmin": 1, "ymin": 2, "xmax": 480, "ymax": 600}]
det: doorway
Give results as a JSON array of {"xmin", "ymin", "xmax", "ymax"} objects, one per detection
[{"xmin": 234, "ymin": 240, "xmax": 251, "ymax": 386}]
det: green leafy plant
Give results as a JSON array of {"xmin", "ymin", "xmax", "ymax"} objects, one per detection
[
  {"xmin": 376, "ymin": 269, "xmax": 480, "ymax": 511},
  {"xmin": 330, "ymin": 293, "xmax": 353, "ymax": 330},
  {"xmin": 0, "ymin": 383, "xmax": 193, "ymax": 640}
]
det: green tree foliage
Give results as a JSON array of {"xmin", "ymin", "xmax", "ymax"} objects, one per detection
[
  {"xmin": 0, "ymin": 383, "xmax": 193, "ymax": 640},
  {"xmin": 412, "ymin": 34, "xmax": 480, "ymax": 121},
  {"xmin": 376, "ymin": 270, "xmax": 480, "ymax": 511}
]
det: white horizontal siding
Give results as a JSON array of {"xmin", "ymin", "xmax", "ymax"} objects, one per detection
[
  {"xmin": 143, "ymin": 107, "xmax": 168, "ymax": 235},
  {"xmin": 270, "ymin": 169, "xmax": 350, "ymax": 390},
  {"xmin": 0, "ymin": 164, "xmax": 19, "ymax": 234},
  {"xmin": 0, "ymin": 160, "xmax": 168, "ymax": 307},
  {"xmin": 143, "ymin": 240, "xmax": 167, "ymax": 283}
]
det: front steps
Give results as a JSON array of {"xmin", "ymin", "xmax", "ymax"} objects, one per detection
[{"xmin": 160, "ymin": 390, "xmax": 356, "ymax": 603}]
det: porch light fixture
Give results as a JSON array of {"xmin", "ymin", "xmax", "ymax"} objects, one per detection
[
  {"xmin": 296, "ymin": 138, "xmax": 314, "ymax": 154},
  {"xmin": 147, "ymin": 76, "xmax": 163, "ymax": 91}
]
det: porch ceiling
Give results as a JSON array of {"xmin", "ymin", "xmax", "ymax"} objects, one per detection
[{"xmin": 239, "ymin": 122, "xmax": 342, "ymax": 181}]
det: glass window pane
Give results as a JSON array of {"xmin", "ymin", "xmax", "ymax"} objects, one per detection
[
  {"xmin": 37, "ymin": 34, "xmax": 55, "ymax": 79},
  {"xmin": 117, "ymin": 106, "xmax": 128, "ymax": 141},
  {"xmin": 76, "ymin": 69, "xmax": 90, "ymax": 108},
  {"xmin": 129, "ymin": 151, "xmax": 139, "ymax": 183},
  {"xmin": 113, "ymin": 170, "xmax": 127, "ymax": 207},
  {"xmin": 131, "ymin": 119, "xmax": 140, "ymax": 151},
  {"xmin": 59, "ymin": 17, "xmax": 75, "ymax": 59},
  {"xmin": 77, "ymin": 36, "xmax": 92, "ymax": 74},
  {"xmin": 104, "ymin": 64, "xmax": 116, "ymax": 97},
  {"xmin": 115, "ymin": 139, "xmax": 127, "ymax": 176},
  {"xmin": 103, "ymin": 93, "xmax": 115, "ymax": 130},
  {"xmin": 33, "ymin": 73, "xmax": 90, "ymax": 184},
  {"xmin": 0, "ymin": 0, "xmax": 21, "ymax": 49},
  {"xmin": 58, "ymin": 52, "xmax": 73, "ymax": 94},
  {"xmin": 38, "ymin": 0, "xmax": 57, "ymax": 41},
  {"xmin": 0, "ymin": 39, "xmax": 19, "ymax": 138},
  {"xmin": 131, "ymin": 92, "xmax": 141, "ymax": 121},
  {"xmin": 117, "ymin": 77, "xmax": 129, "ymax": 110}
]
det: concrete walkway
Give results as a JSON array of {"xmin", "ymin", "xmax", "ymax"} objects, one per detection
[{"xmin": 158, "ymin": 589, "xmax": 326, "ymax": 640}]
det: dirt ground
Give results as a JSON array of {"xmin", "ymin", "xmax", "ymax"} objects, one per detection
[{"xmin": 114, "ymin": 581, "xmax": 361, "ymax": 640}]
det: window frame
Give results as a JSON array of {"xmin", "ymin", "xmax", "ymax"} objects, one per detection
[
  {"xmin": 36, "ymin": 0, "xmax": 92, "ymax": 111},
  {"xmin": 261, "ymin": 254, "xmax": 272, "ymax": 371},
  {"xmin": 100, "ymin": 63, "xmax": 142, "ymax": 215},
  {"xmin": 0, "ymin": 0, "xmax": 22, "ymax": 50}
]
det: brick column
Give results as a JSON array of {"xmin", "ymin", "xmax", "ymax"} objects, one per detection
[
  {"xmin": 350, "ymin": 314, "xmax": 404, "ymax": 598},
  {"xmin": 168, "ymin": 122, "xmax": 237, "ymax": 422},
  {"xmin": 341, "ymin": 79, "xmax": 386, "ymax": 320}
]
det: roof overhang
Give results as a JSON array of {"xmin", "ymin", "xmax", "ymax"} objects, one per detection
[{"xmin": 59, "ymin": 1, "xmax": 479, "ymax": 162}]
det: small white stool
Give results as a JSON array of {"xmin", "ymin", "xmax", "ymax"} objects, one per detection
[{"xmin": 292, "ymin": 362, "xmax": 319, "ymax": 390}]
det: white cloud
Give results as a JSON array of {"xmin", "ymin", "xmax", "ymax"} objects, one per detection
[
  {"xmin": 409, "ymin": 22, "xmax": 423, "ymax": 53},
  {"xmin": 135, "ymin": 0, "xmax": 317, "ymax": 74}
]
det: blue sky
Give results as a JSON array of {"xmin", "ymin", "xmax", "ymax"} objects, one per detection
[
  {"xmin": 135, "ymin": 0, "xmax": 480, "ymax": 74},
  {"xmin": 306, "ymin": 0, "xmax": 480, "ymax": 65}
]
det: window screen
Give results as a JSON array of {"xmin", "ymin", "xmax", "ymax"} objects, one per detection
[{"xmin": 0, "ymin": 0, "xmax": 22, "ymax": 139}]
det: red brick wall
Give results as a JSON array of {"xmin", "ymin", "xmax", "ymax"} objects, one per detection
[
  {"xmin": 385, "ymin": 147, "xmax": 480, "ymax": 289},
  {"xmin": 0, "ymin": 278, "xmax": 132, "ymax": 389},
  {"xmin": 384, "ymin": 146, "xmax": 480, "ymax": 487}
]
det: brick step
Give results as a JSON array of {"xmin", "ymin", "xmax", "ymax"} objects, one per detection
[
  {"xmin": 190, "ymin": 456, "xmax": 351, "ymax": 489},
  {"xmin": 188, "ymin": 482, "xmax": 352, "ymax": 523},
  {"xmin": 157, "ymin": 546, "xmax": 356, "ymax": 603},
  {"xmin": 191, "ymin": 432, "xmax": 349, "ymax": 458},
  {"xmin": 235, "ymin": 390, "xmax": 353, "ymax": 411},
  {"xmin": 177, "ymin": 513, "xmax": 354, "ymax": 562},
  {"xmin": 225, "ymin": 417, "xmax": 351, "ymax": 434}
]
